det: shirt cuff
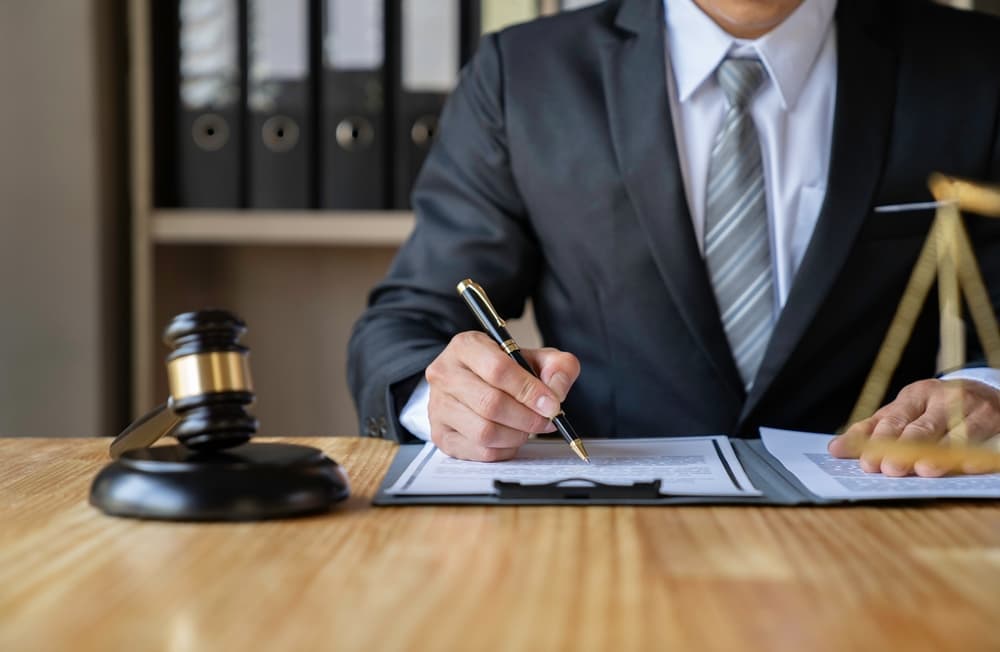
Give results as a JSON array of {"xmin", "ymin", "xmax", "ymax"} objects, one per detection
[
  {"xmin": 399, "ymin": 377, "xmax": 432, "ymax": 441},
  {"xmin": 940, "ymin": 367, "xmax": 1000, "ymax": 393}
]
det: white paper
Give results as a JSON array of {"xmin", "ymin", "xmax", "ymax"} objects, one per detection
[
  {"xmin": 560, "ymin": 0, "xmax": 603, "ymax": 10},
  {"xmin": 402, "ymin": 0, "xmax": 460, "ymax": 93},
  {"xmin": 388, "ymin": 437, "xmax": 761, "ymax": 496},
  {"xmin": 180, "ymin": 0, "xmax": 240, "ymax": 108},
  {"xmin": 248, "ymin": 0, "xmax": 309, "ymax": 80},
  {"xmin": 325, "ymin": 0, "xmax": 384, "ymax": 71},
  {"xmin": 760, "ymin": 427, "xmax": 1000, "ymax": 500}
]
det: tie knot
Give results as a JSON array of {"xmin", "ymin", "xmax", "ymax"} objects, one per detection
[{"xmin": 717, "ymin": 58, "xmax": 766, "ymax": 109}]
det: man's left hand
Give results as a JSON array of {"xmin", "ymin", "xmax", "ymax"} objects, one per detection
[{"xmin": 828, "ymin": 379, "xmax": 1000, "ymax": 477}]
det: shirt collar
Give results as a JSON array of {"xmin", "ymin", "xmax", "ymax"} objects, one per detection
[{"xmin": 664, "ymin": 0, "xmax": 837, "ymax": 109}]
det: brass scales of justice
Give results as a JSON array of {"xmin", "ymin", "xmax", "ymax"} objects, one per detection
[{"xmin": 846, "ymin": 173, "xmax": 1000, "ymax": 470}]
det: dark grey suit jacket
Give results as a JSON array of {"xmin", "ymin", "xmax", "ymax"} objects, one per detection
[{"xmin": 348, "ymin": 0, "xmax": 1000, "ymax": 442}]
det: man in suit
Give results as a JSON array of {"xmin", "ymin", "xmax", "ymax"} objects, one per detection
[{"xmin": 348, "ymin": 0, "xmax": 1000, "ymax": 476}]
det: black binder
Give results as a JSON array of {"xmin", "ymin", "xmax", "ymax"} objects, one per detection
[
  {"xmin": 173, "ymin": 0, "xmax": 245, "ymax": 208},
  {"xmin": 388, "ymin": 0, "xmax": 462, "ymax": 209},
  {"xmin": 245, "ymin": 0, "xmax": 313, "ymax": 209},
  {"xmin": 318, "ymin": 0, "xmax": 387, "ymax": 209}
]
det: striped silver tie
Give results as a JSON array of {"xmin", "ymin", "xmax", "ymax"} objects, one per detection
[{"xmin": 704, "ymin": 57, "xmax": 773, "ymax": 390}]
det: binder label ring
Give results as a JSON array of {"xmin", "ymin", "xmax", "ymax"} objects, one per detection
[
  {"xmin": 335, "ymin": 117, "xmax": 375, "ymax": 151},
  {"xmin": 261, "ymin": 116, "xmax": 300, "ymax": 153},
  {"xmin": 191, "ymin": 113, "xmax": 230, "ymax": 152}
]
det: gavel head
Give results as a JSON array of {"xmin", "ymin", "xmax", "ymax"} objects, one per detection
[{"xmin": 163, "ymin": 310, "xmax": 258, "ymax": 452}]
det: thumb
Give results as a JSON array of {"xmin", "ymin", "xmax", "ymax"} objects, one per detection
[{"xmin": 521, "ymin": 347, "xmax": 581, "ymax": 402}]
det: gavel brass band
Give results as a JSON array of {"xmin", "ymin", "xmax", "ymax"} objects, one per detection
[{"xmin": 167, "ymin": 351, "xmax": 253, "ymax": 400}]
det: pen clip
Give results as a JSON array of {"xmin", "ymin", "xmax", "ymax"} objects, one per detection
[{"xmin": 456, "ymin": 278, "xmax": 506, "ymax": 328}]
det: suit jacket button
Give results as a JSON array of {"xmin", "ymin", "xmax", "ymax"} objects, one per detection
[
  {"xmin": 364, "ymin": 416, "xmax": 378, "ymax": 437},
  {"xmin": 377, "ymin": 416, "xmax": 388, "ymax": 438}
]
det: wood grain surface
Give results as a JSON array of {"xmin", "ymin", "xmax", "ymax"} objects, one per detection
[{"xmin": 1, "ymin": 437, "xmax": 999, "ymax": 652}]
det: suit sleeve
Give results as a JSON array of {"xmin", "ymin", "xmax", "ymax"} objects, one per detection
[{"xmin": 347, "ymin": 34, "xmax": 541, "ymax": 442}]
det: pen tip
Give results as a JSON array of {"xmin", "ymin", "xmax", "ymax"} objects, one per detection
[{"xmin": 570, "ymin": 439, "xmax": 591, "ymax": 463}]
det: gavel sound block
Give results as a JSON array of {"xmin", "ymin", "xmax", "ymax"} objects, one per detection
[{"xmin": 90, "ymin": 310, "xmax": 350, "ymax": 521}]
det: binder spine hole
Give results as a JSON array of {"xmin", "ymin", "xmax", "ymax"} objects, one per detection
[
  {"xmin": 410, "ymin": 115, "xmax": 438, "ymax": 147},
  {"xmin": 261, "ymin": 116, "xmax": 300, "ymax": 152},
  {"xmin": 191, "ymin": 113, "xmax": 231, "ymax": 152},
  {"xmin": 336, "ymin": 117, "xmax": 375, "ymax": 151}
]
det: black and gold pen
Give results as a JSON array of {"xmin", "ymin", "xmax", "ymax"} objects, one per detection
[{"xmin": 457, "ymin": 278, "xmax": 591, "ymax": 463}]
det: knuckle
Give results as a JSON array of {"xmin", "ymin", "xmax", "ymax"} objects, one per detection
[
  {"xmin": 429, "ymin": 427, "xmax": 448, "ymax": 450},
  {"xmin": 452, "ymin": 331, "xmax": 480, "ymax": 349},
  {"xmin": 963, "ymin": 411, "xmax": 996, "ymax": 438},
  {"xmin": 479, "ymin": 447, "xmax": 511, "ymax": 463},
  {"xmin": 880, "ymin": 414, "xmax": 910, "ymax": 431},
  {"xmin": 425, "ymin": 360, "xmax": 444, "ymax": 385},
  {"xmin": 903, "ymin": 419, "xmax": 937, "ymax": 437},
  {"xmin": 516, "ymin": 377, "xmax": 540, "ymax": 405},
  {"xmin": 481, "ymin": 358, "xmax": 508, "ymax": 388},
  {"xmin": 473, "ymin": 420, "xmax": 500, "ymax": 446},
  {"xmin": 476, "ymin": 388, "xmax": 505, "ymax": 421},
  {"xmin": 960, "ymin": 413, "xmax": 984, "ymax": 435},
  {"xmin": 909, "ymin": 379, "xmax": 939, "ymax": 394}
]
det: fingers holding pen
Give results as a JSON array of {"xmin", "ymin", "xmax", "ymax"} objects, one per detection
[
  {"xmin": 426, "ymin": 332, "xmax": 565, "ymax": 460},
  {"xmin": 521, "ymin": 347, "xmax": 581, "ymax": 403},
  {"xmin": 449, "ymin": 332, "xmax": 569, "ymax": 421},
  {"xmin": 430, "ymin": 425, "xmax": 521, "ymax": 463}
]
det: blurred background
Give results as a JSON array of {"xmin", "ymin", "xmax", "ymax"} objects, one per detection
[{"xmin": 0, "ymin": 0, "xmax": 997, "ymax": 438}]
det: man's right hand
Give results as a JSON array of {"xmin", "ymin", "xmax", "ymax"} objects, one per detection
[{"xmin": 424, "ymin": 331, "xmax": 581, "ymax": 462}]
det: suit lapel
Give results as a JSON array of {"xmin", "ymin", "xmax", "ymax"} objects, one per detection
[
  {"xmin": 742, "ymin": 3, "xmax": 899, "ymax": 419},
  {"xmin": 600, "ymin": 0, "xmax": 744, "ymax": 400}
]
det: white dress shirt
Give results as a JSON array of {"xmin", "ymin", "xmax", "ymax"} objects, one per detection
[
  {"xmin": 399, "ymin": 0, "xmax": 999, "ymax": 441},
  {"xmin": 665, "ymin": 0, "xmax": 837, "ymax": 308}
]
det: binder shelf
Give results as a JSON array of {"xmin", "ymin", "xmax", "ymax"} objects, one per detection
[{"xmin": 151, "ymin": 210, "xmax": 415, "ymax": 246}]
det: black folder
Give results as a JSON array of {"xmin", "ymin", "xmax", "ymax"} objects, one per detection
[
  {"xmin": 173, "ymin": 0, "xmax": 245, "ymax": 208},
  {"xmin": 373, "ymin": 439, "xmax": 843, "ymax": 506},
  {"xmin": 246, "ymin": 0, "xmax": 314, "ymax": 209},
  {"xmin": 373, "ymin": 438, "xmax": 1000, "ymax": 507},
  {"xmin": 388, "ymin": 0, "xmax": 462, "ymax": 209},
  {"xmin": 318, "ymin": 0, "xmax": 387, "ymax": 209}
]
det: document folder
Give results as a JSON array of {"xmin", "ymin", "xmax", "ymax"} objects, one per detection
[
  {"xmin": 374, "ymin": 437, "xmax": 1000, "ymax": 506},
  {"xmin": 389, "ymin": 0, "xmax": 461, "ymax": 209},
  {"xmin": 318, "ymin": 0, "xmax": 387, "ymax": 209},
  {"xmin": 375, "ymin": 439, "xmax": 813, "ymax": 506},
  {"xmin": 246, "ymin": 0, "xmax": 313, "ymax": 208},
  {"xmin": 174, "ymin": 0, "xmax": 245, "ymax": 208}
]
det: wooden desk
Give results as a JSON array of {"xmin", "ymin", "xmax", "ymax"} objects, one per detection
[{"xmin": 1, "ymin": 437, "xmax": 999, "ymax": 651}]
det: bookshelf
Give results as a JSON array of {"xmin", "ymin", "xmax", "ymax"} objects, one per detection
[
  {"xmin": 127, "ymin": 0, "xmax": 543, "ymax": 436},
  {"xmin": 151, "ymin": 211, "xmax": 415, "ymax": 245},
  {"xmin": 127, "ymin": 0, "xmax": 415, "ymax": 433}
]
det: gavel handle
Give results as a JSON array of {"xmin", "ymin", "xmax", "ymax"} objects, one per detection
[{"xmin": 109, "ymin": 401, "xmax": 181, "ymax": 459}]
